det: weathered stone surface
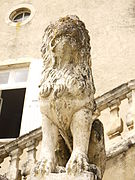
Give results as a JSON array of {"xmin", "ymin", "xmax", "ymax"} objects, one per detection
[
  {"xmin": 31, "ymin": 172, "xmax": 97, "ymax": 180},
  {"xmin": 32, "ymin": 15, "xmax": 106, "ymax": 179},
  {"xmin": 1, "ymin": 78, "xmax": 135, "ymax": 179},
  {"xmin": 0, "ymin": 175, "xmax": 8, "ymax": 180}
]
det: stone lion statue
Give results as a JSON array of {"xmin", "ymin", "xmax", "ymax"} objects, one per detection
[{"xmin": 33, "ymin": 15, "xmax": 106, "ymax": 179}]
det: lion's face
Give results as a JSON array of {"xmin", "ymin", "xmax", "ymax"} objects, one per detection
[
  {"xmin": 53, "ymin": 36, "xmax": 80, "ymax": 68},
  {"xmin": 41, "ymin": 15, "xmax": 91, "ymax": 69}
]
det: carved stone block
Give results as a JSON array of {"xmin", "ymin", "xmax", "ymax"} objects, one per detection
[
  {"xmin": 32, "ymin": 15, "xmax": 106, "ymax": 180},
  {"xmin": 31, "ymin": 172, "xmax": 97, "ymax": 180}
]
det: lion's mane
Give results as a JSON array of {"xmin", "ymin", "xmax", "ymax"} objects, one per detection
[{"xmin": 39, "ymin": 15, "xmax": 95, "ymax": 97}]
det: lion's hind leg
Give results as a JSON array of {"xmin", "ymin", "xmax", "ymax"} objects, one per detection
[{"xmin": 88, "ymin": 119, "xmax": 106, "ymax": 179}]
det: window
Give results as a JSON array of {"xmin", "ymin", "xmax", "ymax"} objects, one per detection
[
  {"xmin": 0, "ymin": 67, "xmax": 29, "ymax": 139},
  {"xmin": 9, "ymin": 8, "xmax": 31, "ymax": 23},
  {"xmin": 6, "ymin": 4, "xmax": 35, "ymax": 26},
  {"xmin": 15, "ymin": 69, "xmax": 28, "ymax": 82},
  {"xmin": 0, "ymin": 89, "xmax": 26, "ymax": 138},
  {"xmin": 0, "ymin": 72, "xmax": 9, "ymax": 84},
  {"xmin": 0, "ymin": 68, "xmax": 28, "ymax": 89}
]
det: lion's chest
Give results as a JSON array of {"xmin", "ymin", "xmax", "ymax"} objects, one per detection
[{"xmin": 40, "ymin": 96, "xmax": 91, "ymax": 130}]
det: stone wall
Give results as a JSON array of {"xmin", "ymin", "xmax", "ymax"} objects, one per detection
[
  {"xmin": 103, "ymin": 146, "xmax": 135, "ymax": 180},
  {"xmin": 0, "ymin": 0, "xmax": 135, "ymax": 179},
  {"xmin": 0, "ymin": 0, "xmax": 135, "ymax": 95}
]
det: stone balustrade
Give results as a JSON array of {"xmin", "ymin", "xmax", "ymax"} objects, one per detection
[
  {"xmin": 95, "ymin": 79, "xmax": 135, "ymax": 139},
  {"xmin": 0, "ymin": 79, "xmax": 135, "ymax": 179},
  {"xmin": 0, "ymin": 128, "xmax": 41, "ymax": 180}
]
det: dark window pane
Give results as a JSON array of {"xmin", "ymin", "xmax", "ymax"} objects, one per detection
[
  {"xmin": 0, "ymin": 98, "xmax": 3, "ymax": 115},
  {"xmin": 13, "ymin": 13, "xmax": 23, "ymax": 22},
  {"xmin": 23, "ymin": 12, "xmax": 30, "ymax": 20},
  {"xmin": 0, "ymin": 89, "xmax": 26, "ymax": 138},
  {"xmin": 24, "ymin": 12, "xmax": 30, "ymax": 17}
]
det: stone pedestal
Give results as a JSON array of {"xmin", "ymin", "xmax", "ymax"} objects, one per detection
[{"xmin": 31, "ymin": 172, "xmax": 98, "ymax": 180}]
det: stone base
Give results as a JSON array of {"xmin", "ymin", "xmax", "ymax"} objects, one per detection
[{"xmin": 31, "ymin": 172, "xmax": 97, "ymax": 180}]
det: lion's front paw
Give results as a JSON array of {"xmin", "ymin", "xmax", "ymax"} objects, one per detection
[
  {"xmin": 32, "ymin": 158, "xmax": 55, "ymax": 176},
  {"xmin": 66, "ymin": 151, "xmax": 89, "ymax": 175}
]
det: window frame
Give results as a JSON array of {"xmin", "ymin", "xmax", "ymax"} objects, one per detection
[
  {"xmin": 6, "ymin": 4, "xmax": 35, "ymax": 26},
  {"xmin": 0, "ymin": 67, "xmax": 29, "ymax": 90},
  {"xmin": 11, "ymin": 8, "xmax": 31, "ymax": 23},
  {"xmin": 0, "ymin": 60, "xmax": 43, "ymax": 143},
  {"xmin": 0, "ymin": 65, "xmax": 29, "ymax": 143}
]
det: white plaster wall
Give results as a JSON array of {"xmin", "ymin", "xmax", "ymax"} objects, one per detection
[
  {"xmin": 103, "ymin": 146, "xmax": 135, "ymax": 180},
  {"xmin": 0, "ymin": 0, "xmax": 135, "ymax": 96},
  {"xmin": 0, "ymin": 1, "xmax": 135, "ymax": 178}
]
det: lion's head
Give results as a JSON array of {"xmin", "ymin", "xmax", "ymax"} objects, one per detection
[{"xmin": 41, "ymin": 15, "xmax": 91, "ymax": 70}]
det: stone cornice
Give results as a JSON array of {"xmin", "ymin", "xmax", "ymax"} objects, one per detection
[{"xmin": 95, "ymin": 79, "xmax": 135, "ymax": 111}]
